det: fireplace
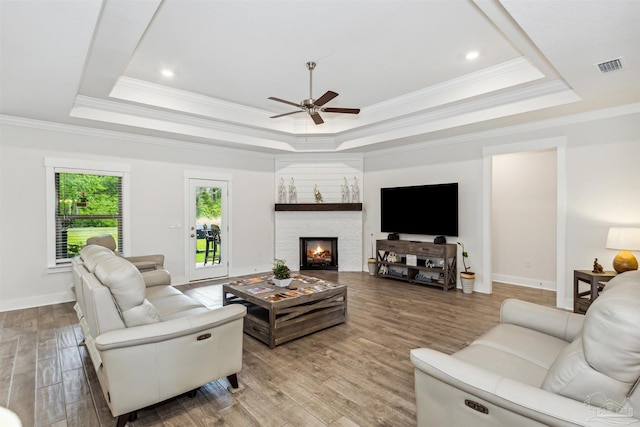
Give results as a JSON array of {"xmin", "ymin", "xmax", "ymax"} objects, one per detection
[{"xmin": 300, "ymin": 237, "xmax": 338, "ymax": 270}]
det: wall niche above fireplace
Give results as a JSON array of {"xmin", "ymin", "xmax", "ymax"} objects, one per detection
[{"xmin": 300, "ymin": 237, "xmax": 338, "ymax": 270}]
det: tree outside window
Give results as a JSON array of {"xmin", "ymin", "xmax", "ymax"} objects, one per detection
[{"xmin": 55, "ymin": 172, "xmax": 122, "ymax": 261}]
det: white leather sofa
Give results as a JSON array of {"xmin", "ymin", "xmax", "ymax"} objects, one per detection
[
  {"xmin": 72, "ymin": 244, "xmax": 247, "ymax": 427},
  {"xmin": 410, "ymin": 270, "xmax": 640, "ymax": 426}
]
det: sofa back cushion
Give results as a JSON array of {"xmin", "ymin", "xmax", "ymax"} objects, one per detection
[
  {"xmin": 542, "ymin": 272, "xmax": 640, "ymax": 412},
  {"xmin": 80, "ymin": 245, "xmax": 114, "ymax": 272},
  {"xmin": 94, "ymin": 255, "xmax": 160, "ymax": 327},
  {"xmin": 86, "ymin": 234, "xmax": 117, "ymax": 251}
]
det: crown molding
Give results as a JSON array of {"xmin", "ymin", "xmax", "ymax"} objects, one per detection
[
  {"xmin": 0, "ymin": 114, "xmax": 275, "ymax": 159},
  {"xmin": 364, "ymin": 103, "xmax": 640, "ymax": 158}
]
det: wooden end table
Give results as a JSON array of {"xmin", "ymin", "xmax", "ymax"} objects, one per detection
[
  {"xmin": 223, "ymin": 275, "xmax": 347, "ymax": 348},
  {"xmin": 573, "ymin": 269, "xmax": 617, "ymax": 314}
]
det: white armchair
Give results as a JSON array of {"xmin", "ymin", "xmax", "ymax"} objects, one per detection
[{"xmin": 411, "ymin": 271, "xmax": 640, "ymax": 426}]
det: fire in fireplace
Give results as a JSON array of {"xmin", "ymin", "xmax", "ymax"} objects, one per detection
[{"xmin": 300, "ymin": 237, "xmax": 338, "ymax": 270}]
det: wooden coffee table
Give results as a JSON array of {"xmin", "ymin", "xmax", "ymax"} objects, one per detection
[{"xmin": 223, "ymin": 275, "xmax": 347, "ymax": 348}]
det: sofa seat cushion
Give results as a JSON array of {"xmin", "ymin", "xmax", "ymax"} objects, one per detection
[
  {"xmin": 145, "ymin": 286, "xmax": 210, "ymax": 320},
  {"xmin": 472, "ymin": 323, "xmax": 569, "ymax": 369},
  {"xmin": 453, "ymin": 323, "xmax": 570, "ymax": 387},
  {"xmin": 453, "ymin": 344, "xmax": 549, "ymax": 387}
]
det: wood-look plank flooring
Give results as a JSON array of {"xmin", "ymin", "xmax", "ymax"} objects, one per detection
[{"xmin": 0, "ymin": 271, "xmax": 556, "ymax": 426}]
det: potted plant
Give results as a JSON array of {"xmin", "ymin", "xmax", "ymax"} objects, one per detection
[
  {"xmin": 272, "ymin": 258, "xmax": 292, "ymax": 287},
  {"xmin": 367, "ymin": 241, "xmax": 377, "ymax": 276},
  {"xmin": 457, "ymin": 242, "xmax": 475, "ymax": 294}
]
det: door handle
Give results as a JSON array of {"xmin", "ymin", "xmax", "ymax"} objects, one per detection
[{"xmin": 191, "ymin": 234, "xmax": 195, "ymax": 238}]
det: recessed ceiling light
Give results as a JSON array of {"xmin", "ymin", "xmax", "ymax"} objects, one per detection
[
  {"xmin": 161, "ymin": 69, "xmax": 174, "ymax": 77},
  {"xmin": 465, "ymin": 51, "xmax": 479, "ymax": 60}
]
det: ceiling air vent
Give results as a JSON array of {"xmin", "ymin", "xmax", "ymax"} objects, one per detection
[{"xmin": 595, "ymin": 58, "xmax": 623, "ymax": 73}]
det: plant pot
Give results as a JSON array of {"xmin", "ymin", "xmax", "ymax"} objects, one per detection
[
  {"xmin": 273, "ymin": 277, "xmax": 293, "ymax": 287},
  {"xmin": 367, "ymin": 258, "xmax": 377, "ymax": 276},
  {"xmin": 460, "ymin": 272, "xmax": 475, "ymax": 294}
]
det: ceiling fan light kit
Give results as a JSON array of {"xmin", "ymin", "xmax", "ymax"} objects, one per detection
[{"xmin": 269, "ymin": 61, "xmax": 360, "ymax": 125}]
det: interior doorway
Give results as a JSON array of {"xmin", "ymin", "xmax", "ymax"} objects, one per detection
[{"xmin": 483, "ymin": 138, "xmax": 566, "ymax": 308}]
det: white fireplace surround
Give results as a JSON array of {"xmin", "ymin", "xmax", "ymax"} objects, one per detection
[{"xmin": 275, "ymin": 211, "xmax": 363, "ymax": 272}]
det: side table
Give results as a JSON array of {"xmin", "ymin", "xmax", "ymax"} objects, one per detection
[{"xmin": 573, "ymin": 270, "xmax": 617, "ymax": 314}]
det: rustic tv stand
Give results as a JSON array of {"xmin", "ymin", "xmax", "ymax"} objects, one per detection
[{"xmin": 376, "ymin": 239, "xmax": 457, "ymax": 291}]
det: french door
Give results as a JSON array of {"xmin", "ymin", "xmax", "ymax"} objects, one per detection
[{"xmin": 187, "ymin": 178, "xmax": 228, "ymax": 281}]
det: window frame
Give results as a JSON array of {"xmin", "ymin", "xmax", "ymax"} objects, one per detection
[{"xmin": 45, "ymin": 158, "xmax": 131, "ymax": 272}]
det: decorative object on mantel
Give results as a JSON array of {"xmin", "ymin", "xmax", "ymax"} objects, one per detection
[
  {"xmin": 341, "ymin": 177, "xmax": 351, "ymax": 203},
  {"xmin": 351, "ymin": 176, "xmax": 360, "ymax": 203},
  {"xmin": 314, "ymin": 184, "xmax": 323, "ymax": 203},
  {"xmin": 278, "ymin": 178, "xmax": 287, "ymax": 203},
  {"xmin": 457, "ymin": 241, "xmax": 475, "ymax": 294},
  {"xmin": 272, "ymin": 258, "xmax": 292, "ymax": 287},
  {"xmin": 592, "ymin": 258, "xmax": 604, "ymax": 273},
  {"xmin": 288, "ymin": 178, "xmax": 297, "ymax": 203},
  {"xmin": 606, "ymin": 227, "xmax": 640, "ymax": 273}
]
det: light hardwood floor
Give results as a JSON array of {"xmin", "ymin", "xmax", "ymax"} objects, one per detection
[{"xmin": 0, "ymin": 271, "xmax": 556, "ymax": 427}]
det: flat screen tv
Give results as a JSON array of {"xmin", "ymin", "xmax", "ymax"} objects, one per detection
[{"xmin": 381, "ymin": 183, "xmax": 458, "ymax": 236}]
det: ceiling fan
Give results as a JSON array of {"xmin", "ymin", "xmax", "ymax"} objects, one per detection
[{"xmin": 268, "ymin": 61, "xmax": 360, "ymax": 125}]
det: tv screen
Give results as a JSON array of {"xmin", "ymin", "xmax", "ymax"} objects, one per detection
[{"xmin": 381, "ymin": 183, "xmax": 458, "ymax": 236}]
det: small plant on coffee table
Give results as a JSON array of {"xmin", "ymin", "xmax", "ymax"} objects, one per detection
[
  {"xmin": 272, "ymin": 258, "xmax": 291, "ymax": 279},
  {"xmin": 272, "ymin": 259, "xmax": 293, "ymax": 287}
]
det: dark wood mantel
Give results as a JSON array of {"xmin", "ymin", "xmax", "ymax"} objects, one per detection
[{"xmin": 275, "ymin": 203, "xmax": 362, "ymax": 211}]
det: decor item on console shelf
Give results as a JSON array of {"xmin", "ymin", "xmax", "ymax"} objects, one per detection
[
  {"xmin": 457, "ymin": 241, "xmax": 475, "ymax": 294},
  {"xmin": 272, "ymin": 258, "xmax": 293, "ymax": 287}
]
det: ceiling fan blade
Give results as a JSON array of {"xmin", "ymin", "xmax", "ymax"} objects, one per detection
[
  {"xmin": 270, "ymin": 110, "xmax": 302, "ymax": 119},
  {"xmin": 310, "ymin": 112, "xmax": 324, "ymax": 125},
  {"xmin": 268, "ymin": 97, "xmax": 301, "ymax": 108},
  {"xmin": 314, "ymin": 91, "xmax": 338, "ymax": 107},
  {"xmin": 322, "ymin": 107, "xmax": 360, "ymax": 114}
]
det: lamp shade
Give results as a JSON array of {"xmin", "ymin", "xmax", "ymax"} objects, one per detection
[{"xmin": 606, "ymin": 227, "xmax": 640, "ymax": 250}]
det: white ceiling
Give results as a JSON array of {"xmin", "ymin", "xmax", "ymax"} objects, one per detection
[{"xmin": 1, "ymin": 0, "xmax": 638, "ymax": 154}]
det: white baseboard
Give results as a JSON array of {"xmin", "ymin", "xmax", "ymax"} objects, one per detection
[
  {"xmin": 0, "ymin": 290, "xmax": 75, "ymax": 312},
  {"xmin": 492, "ymin": 273, "xmax": 556, "ymax": 291}
]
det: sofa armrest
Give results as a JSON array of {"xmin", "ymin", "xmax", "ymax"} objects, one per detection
[
  {"xmin": 140, "ymin": 269, "xmax": 171, "ymax": 287},
  {"xmin": 124, "ymin": 254, "xmax": 165, "ymax": 270},
  {"xmin": 94, "ymin": 304, "xmax": 246, "ymax": 350},
  {"xmin": 410, "ymin": 348, "xmax": 631, "ymax": 426},
  {"xmin": 500, "ymin": 298, "xmax": 584, "ymax": 342}
]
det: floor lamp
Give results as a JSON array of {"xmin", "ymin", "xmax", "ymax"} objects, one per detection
[{"xmin": 606, "ymin": 227, "xmax": 640, "ymax": 273}]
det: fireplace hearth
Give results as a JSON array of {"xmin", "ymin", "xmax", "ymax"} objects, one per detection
[{"xmin": 300, "ymin": 237, "xmax": 338, "ymax": 270}]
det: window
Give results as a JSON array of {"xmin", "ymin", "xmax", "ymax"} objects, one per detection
[
  {"xmin": 46, "ymin": 158, "xmax": 130, "ymax": 270},
  {"xmin": 55, "ymin": 172, "xmax": 123, "ymax": 260}
]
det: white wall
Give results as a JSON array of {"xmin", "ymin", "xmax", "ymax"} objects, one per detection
[
  {"xmin": 492, "ymin": 149, "xmax": 557, "ymax": 289},
  {"xmin": 0, "ymin": 123, "xmax": 275, "ymax": 311},
  {"xmin": 364, "ymin": 108, "xmax": 640, "ymax": 305},
  {"xmin": 364, "ymin": 141, "xmax": 484, "ymax": 292},
  {"xmin": 1, "ymin": 107, "xmax": 639, "ymax": 311}
]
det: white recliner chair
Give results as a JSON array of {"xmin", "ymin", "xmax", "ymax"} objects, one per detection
[{"xmin": 411, "ymin": 270, "xmax": 640, "ymax": 426}]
